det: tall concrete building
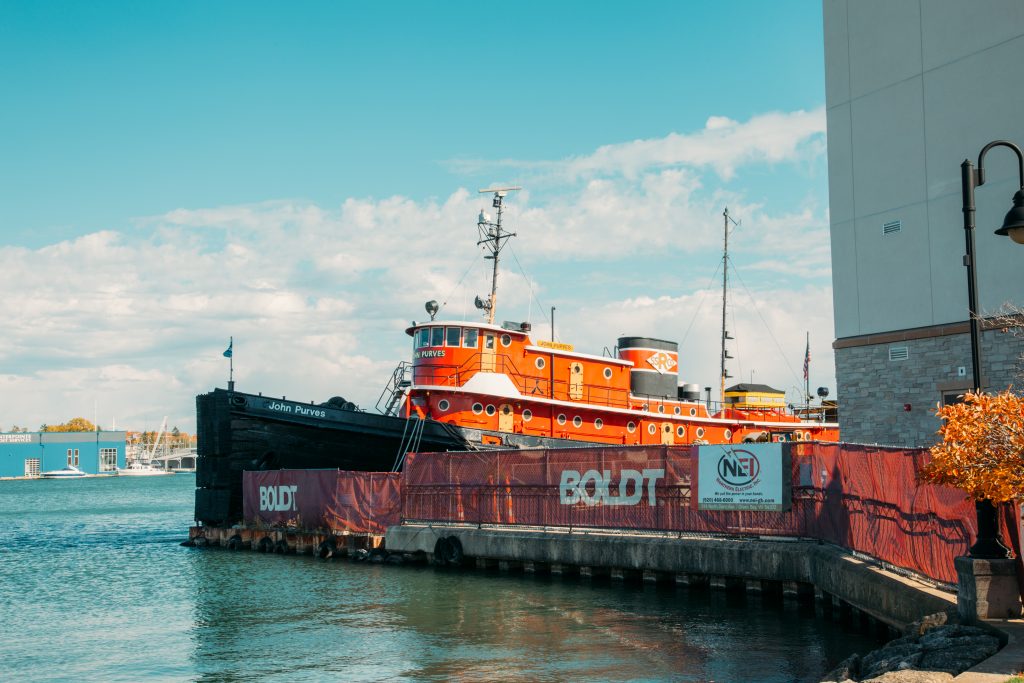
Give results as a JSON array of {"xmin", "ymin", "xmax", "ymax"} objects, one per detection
[{"xmin": 824, "ymin": 0, "xmax": 1024, "ymax": 445}]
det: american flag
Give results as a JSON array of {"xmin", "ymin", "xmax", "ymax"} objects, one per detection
[{"xmin": 803, "ymin": 337, "xmax": 810, "ymax": 382}]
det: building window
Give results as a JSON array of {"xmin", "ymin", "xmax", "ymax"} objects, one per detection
[
  {"xmin": 99, "ymin": 448, "xmax": 118, "ymax": 472},
  {"xmin": 24, "ymin": 458, "xmax": 40, "ymax": 477},
  {"xmin": 67, "ymin": 449, "xmax": 73, "ymax": 466},
  {"xmin": 74, "ymin": 449, "xmax": 79, "ymax": 466}
]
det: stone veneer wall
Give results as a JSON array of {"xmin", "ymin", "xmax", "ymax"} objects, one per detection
[{"xmin": 836, "ymin": 329, "xmax": 1024, "ymax": 447}]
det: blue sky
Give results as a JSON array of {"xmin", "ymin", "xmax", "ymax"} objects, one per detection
[{"xmin": 0, "ymin": 1, "xmax": 832, "ymax": 432}]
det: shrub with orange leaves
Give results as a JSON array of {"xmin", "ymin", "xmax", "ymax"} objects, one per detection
[{"xmin": 919, "ymin": 389, "xmax": 1024, "ymax": 502}]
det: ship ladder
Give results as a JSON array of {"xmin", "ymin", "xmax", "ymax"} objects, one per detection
[{"xmin": 377, "ymin": 362, "xmax": 412, "ymax": 416}]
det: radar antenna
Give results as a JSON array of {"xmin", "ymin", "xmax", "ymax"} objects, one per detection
[{"xmin": 474, "ymin": 186, "xmax": 520, "ymax": 324}]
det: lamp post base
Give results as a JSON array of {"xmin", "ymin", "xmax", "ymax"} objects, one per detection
[{"xmin": 955, "ymin": 555, "xmax": 1021, "ymax": 621}]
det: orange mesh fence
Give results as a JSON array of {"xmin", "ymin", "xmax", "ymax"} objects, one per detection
[
  {"xmin": 401, "ymin": 443, "xmax": 1018, "ymax": 584},
  {"xmin": 243, "ymin": 469, "xmax": 402, "ymax": 535}
]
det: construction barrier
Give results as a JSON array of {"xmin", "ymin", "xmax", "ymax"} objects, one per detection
[
  {"xmin": 243, "ymin": 469, "xmax": 401, "ymax": 535},
  {"xmin": 401, "ymin": 443, "xmax": 1020, "ymax": 585}
]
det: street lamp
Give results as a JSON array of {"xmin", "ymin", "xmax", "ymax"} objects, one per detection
[{"xmin": 959, "ymin": 139, "xmax": 1024, "ymax": 559}]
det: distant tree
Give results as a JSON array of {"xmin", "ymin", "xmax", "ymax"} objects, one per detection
[
  {"xmin": 918, "ymin": 390, "xmax": 1024, "ymax": 502},
  {"xmin": 43, "ymin": 417, "xmax": 98, "ymax": 433}
]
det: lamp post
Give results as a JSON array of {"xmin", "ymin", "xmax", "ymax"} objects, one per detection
[{"xmin": 959, "ymin": 139, "xmax": 1024, "ymax": 559}]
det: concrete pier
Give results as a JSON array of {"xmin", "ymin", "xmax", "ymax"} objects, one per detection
[{"xmin": 386, "ymin": 524, "xmax": 955, "ymax": 631}]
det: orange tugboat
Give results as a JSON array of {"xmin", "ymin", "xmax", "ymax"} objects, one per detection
[
  {"xmin": 398, "ymin": 189, "xmax": 837, "ymax": 451},
  {"xmin": 195, "ymin": 188, "xmax": 837, "ymax": 524}
]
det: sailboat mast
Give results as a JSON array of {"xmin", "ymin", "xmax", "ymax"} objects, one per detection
[{"xmin": 476, "ymin": 187, "xmax": 520, "ymax": 325}]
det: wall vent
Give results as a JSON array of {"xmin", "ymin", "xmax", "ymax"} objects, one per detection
[
  {"xmin": 882, "ymin": 219, "xmax": 902, "ymax": 235},
  {"xmin": 888, "ymin": 346, "xmax": 909, "ymax": 361}
]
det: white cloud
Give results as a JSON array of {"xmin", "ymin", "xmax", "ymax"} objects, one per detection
[
  {"xmin": 0, "ymin": 107, "xmax": 835, "ymax": 433},
  {"xmin": 448, "ymin": 108, "xmax": 826, "ymax": 181}
]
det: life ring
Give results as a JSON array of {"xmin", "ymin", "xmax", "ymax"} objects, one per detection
[
  {"xmin": 256, "ymin": 536, "xmax": 274, "ymax": 553},
  {"xmin": 317, "ymin": 539, "xmax": 337, "ymax": 560},
  {"xmin": 227, "ymin": 535, "xmax": 243, "ymax": 551}
]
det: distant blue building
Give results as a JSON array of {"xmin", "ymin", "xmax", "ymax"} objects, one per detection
[{"xmin": 0, "ymin": 431, "xmax": 127, "ymax": 478}]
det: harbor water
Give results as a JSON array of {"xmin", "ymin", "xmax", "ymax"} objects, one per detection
[{"xmin": 0, "ymin": 475, "xmax": 883, "ymax": 682}]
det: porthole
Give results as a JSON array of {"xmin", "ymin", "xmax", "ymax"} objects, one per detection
[
  {"xmin": 522, "ymin": 409, "xmax": 532, "ymax": 422},
  {"xmin": 689, "ymin": 407, "xmax": 697, "ymax": 416},
  {"xmin": 674, "ymin": 406, "xmax": 681, "ymax": 415},
  {"xmin": 724, "ymin": 429, "xmax": 732, "ymax": 440},
  {"xmin": 657, "ymin": 405, "xmax": 665, "ymax": 413},
  {"xmin": 472, "ymin": 402, "xmax": 483, "ymax": 415},
  {"xmin": 695, "ymin": 427, "xmax": 705, "ymax": 438},
  {"xmin": 572, "ymin": 416, "xmax": 582, "ymax": 428},
  {"xmin": 648, "ymin": 424, "xmax": 657, "ymax": 435},
  {"xmin": 535, "ymin": 357, "xmax": 546, "ymax": 370},
  {"xmin": 594, "ymin": 418, "xmax": 603, "ymax": 430},
  {"xmin": 626, "ymin": 421, "xmax": 636, "ymax": 433},
  {"xmin": 438, "ymin": 399, "xmax": 450, "ymax": 412},
  {"xmin": 501, "ymin": 405, "xmax": 511, "ymax": 416},
  {"xmin": 500, "ymin": 333, "xmax": 512, "ymax": 347},
  {"xmin": 676, "ymin": 425, "xmax": 685, "ymax": 437},
  {"xmin": 603, "ymin": 367, "xmax": 613, "ymax": 380},
  {"xmin": 557, "ymin": 414, "xmax": 567, "ymax": 425},
  {"xmin": 485, "ymin": 404, "xmax": 496, "ymax": 416}
]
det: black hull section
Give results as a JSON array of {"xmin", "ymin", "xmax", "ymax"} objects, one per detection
[
  {"xmin": 194, "ymin": 388, "xmax": 606, "ymax": 526},
  {"xmin": 194, "ymin": 389, "xmax": 470, "ymax": 525}
]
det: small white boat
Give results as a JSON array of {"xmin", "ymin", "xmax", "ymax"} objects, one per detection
[
  {"xmin": 41, "ymin": 465, "xmax": 87, "ymax": 479},
  {"xmin": 117, "ymin": 461, "xmax": 174, "ymax": 477}
]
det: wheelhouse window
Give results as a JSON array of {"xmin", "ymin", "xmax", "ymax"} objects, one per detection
[
  {"xmin": 430, "ymin": 327, "xmax": 444, "ymax": 348},
  {"xmin": 445, "ymin": 327, "xmax": 461, "ymax": 347},
  {"xmin": 463, "ymin": 328, "xmax": 479, "ymax": 348},
  {"xmin": 416, "ymin": 328, "xmax": 430, "ymax": 349}
]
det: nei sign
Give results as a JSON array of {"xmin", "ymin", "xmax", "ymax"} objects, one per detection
[{"xmin": 697, "ymin": 443, "xmax": 790, "ymax": 511}]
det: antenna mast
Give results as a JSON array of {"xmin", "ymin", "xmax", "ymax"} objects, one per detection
[
  {"xmin": 720, "ymin": 208, "xmax": 739, "ymax": 404},
  {"xmin": 475, "ymin": 187, "xmax": 520, "ymax": 325}
]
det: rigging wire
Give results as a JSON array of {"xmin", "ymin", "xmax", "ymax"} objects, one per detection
[
  {"xmin": 436, "ymin": 256, "xmax": 482, "ymax": 317},
  {"xmin": 727, "ymin": 254, "xmax": 803, "ymax": 389},
  {"xmin": 678, "ymin": 258, "xmax": 724, "ymax": 348}
]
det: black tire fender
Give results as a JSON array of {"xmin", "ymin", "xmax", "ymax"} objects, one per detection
[
  {"xmin": 317, "ymin": 539, "xmax": 337, "ymax": 560},
  {"xmin": 256, "ymin": 537, "xmax": 274, "ymax": 553},
  {"xmin": 351, "ymin": 548, "xmax": 370, "ymax": 562},
  {"xmin": 433, "ymin": 537, "xmax": 451, "ymax": 566},
  {"xmin": 227, "ymin": 535, "xmax": 243, "ymax": 551},
  {"xmin": 444, "ymin": 536, "xmax": 464, "ymax": 566},
  {"xmin": 274, "ymin": 539, "xmax": 290, "ymax": 554}
]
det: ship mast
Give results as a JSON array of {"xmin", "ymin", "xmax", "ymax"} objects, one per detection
[
  {"xmin": 720, "ymin": 208, "xmax": 738, "ymax": 404},
  {"xmin": 475, "ymin": 187, "xmax": 520, "ymax": 325}
]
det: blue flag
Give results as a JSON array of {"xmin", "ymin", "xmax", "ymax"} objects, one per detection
[{"xmin": 223, "ymin": 339, "xmax": 233, "ymax": 358}]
